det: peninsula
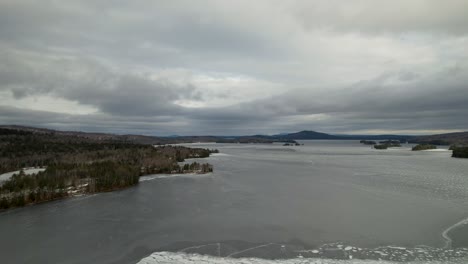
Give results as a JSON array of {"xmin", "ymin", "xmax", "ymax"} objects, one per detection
[{"xmin": 0, "ymin": 128, "xmax": 217, "ymax": 210}]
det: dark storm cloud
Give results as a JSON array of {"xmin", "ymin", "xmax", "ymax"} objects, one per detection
[
  {"xmin": 1, "ymin": 0, "xmax": 468, "ymax": 135},
  {"xmin": 0, "ymin": 48, "xmax": 201, "ymax": 116}
]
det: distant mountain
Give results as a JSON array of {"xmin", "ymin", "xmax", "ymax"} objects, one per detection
[
  {"xmin": 410, "ymin": 132, "xmax": 468, "ymax": 145},
  {"xmin": 271, "ymin": 131, "xmax": 414, "ymax": 141},
  {"xmin": 274, "ymin": 130, "xmax": 341, "ymax": 140},
  {"xmin": 336, "ymin": 134, "xmax": 414, "ymax": 141}
]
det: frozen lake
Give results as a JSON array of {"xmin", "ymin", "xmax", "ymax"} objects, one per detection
[{"xmin": 1, "ymin": 140, "xmax": 468, "ymax": 263}]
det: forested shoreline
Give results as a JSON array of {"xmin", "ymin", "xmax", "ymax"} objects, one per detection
[
  {"xmin": 412, "ymin": 144, "xmax": 437, "ymax": 151},
  {"xmin": 451, "ymin": 146, "xmax": 468, "ymax": 158},
  {"xmin": 0, "ymin": 128, "xmax": 217, "ymax": 210}
]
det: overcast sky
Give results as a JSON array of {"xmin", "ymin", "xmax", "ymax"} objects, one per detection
[{"xmin": 1, "ymin": 0, "xmax": 467, "ymax": 136}]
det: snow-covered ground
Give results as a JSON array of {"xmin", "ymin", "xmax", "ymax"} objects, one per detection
[
  {"xmin": 0, "ymin": 167, "xmax": 46, "ymax": 183},
  {"xmin": 137, "ymin": 252, "xmax": 467, "ymax": 264},
  {"xmin": 139, "ymin": 172, "xmax": 213, "ymax": 182},
  {"xmin": 423, "ymin": 149, "xmax": 450, "ymax": 152}
]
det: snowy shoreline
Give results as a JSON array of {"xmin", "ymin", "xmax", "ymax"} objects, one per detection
[{"xmin": 0, "ymin": 167, "xmax": 46, "ymax": 183}]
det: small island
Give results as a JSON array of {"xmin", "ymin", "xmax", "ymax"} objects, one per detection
[
  {"xmin": 412, "ymin": 144, "xmax": 437, "ymax": 151},
  {"xmin": 0, "ymin": 128, "xmax": 217, "ymax": 210},
  {"xmin": 360, "ymin": 140, "xmax": 377, "ymax": 145},
  {"xmin": 374, "ymin": 144, "xmax": 389, "ymax": 149},
  {"xmin": 373, "ymin": 140, "xmax": 402, "ymax": 150},
  {"xmin": 283, "ymin": 140, "xmax": 301, "ymax": 146}
]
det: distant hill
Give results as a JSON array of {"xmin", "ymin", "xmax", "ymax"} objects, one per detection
[
  {"xmin": 0, "ymin": 126, "xmax": 340, "ymax": 144},
  {"xmin": 0, "ymin": 125, "xmax": 166, "ymax": 144},
  {"xmin": 410, "ymin": 132, "xmax": 468, "ymax": 145},
  {"xmin": 7, "ymin": 125, "xmax": 465, "ymax": 145},
  {"xmin": 0, "ymin": 125, "xmax": 278, "ymax": 144},
  {"xmin": 274, "ymin": 130, "xmax": 341, "ymax": 140},
  {"xmin": 336, "ymin": 134, "xmax": 414, "ymax": 141},
  {"xmin": 270, "ymin": 131, "xmax": 414, "ymax": 141}
]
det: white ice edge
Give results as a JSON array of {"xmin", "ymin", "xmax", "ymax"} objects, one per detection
[
  {"xmin": 139, "ymin": 173, "xmax": 213, "ymax": 182},
  {"xmin": 442, "ymin": 216, "xmax": 468, "ymax": 249},
  {"xmin": 136, "ymin": 251, "xmax": 466, "ymax": 264},
  {"xmin": 423, "ymin": 149, "xmax": 450, "ymax": 152},
  {"xmin": 210, "ymin": 153, "xmax": 231, "ymax": 156}
]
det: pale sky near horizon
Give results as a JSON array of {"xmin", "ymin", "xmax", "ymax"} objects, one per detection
[{"xmin": 1, "ymin": 0, "xmax": 467, "ymax": 136}]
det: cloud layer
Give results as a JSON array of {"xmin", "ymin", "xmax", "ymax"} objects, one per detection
[{"xmin": 1, "ymin": 0, "xmax": 467, "ymax": 135}]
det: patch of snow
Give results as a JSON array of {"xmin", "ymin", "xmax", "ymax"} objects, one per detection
[
  {"xmin": 211, "ymin": 153, "xmax": 231, "ymax": 157},
  {"xmin": 386, "ymin": 246, "xmax": 406, "ymax": 250},
  {"xmin": 139, "ymin": 173, "xmax": 213, "ymax": 182},
  {"xmin": 0, "ymin": 167, "xmax": 46, "ymax": 183},
  {"xmin": 374, "ymin": 251, "xmax": 388, "ymax": 256}
]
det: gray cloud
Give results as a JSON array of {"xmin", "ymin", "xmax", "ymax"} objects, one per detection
[
  {"xmin": 0, "ymin": 48, "xmax": 201, "ymax": 116},
  {"xmin": 291, "ymin": 0, "xmax": 468, "ymax": 35},
  {"xmin": 0, "ymin": 1, "xmax": 467, "ymax": 135}
]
